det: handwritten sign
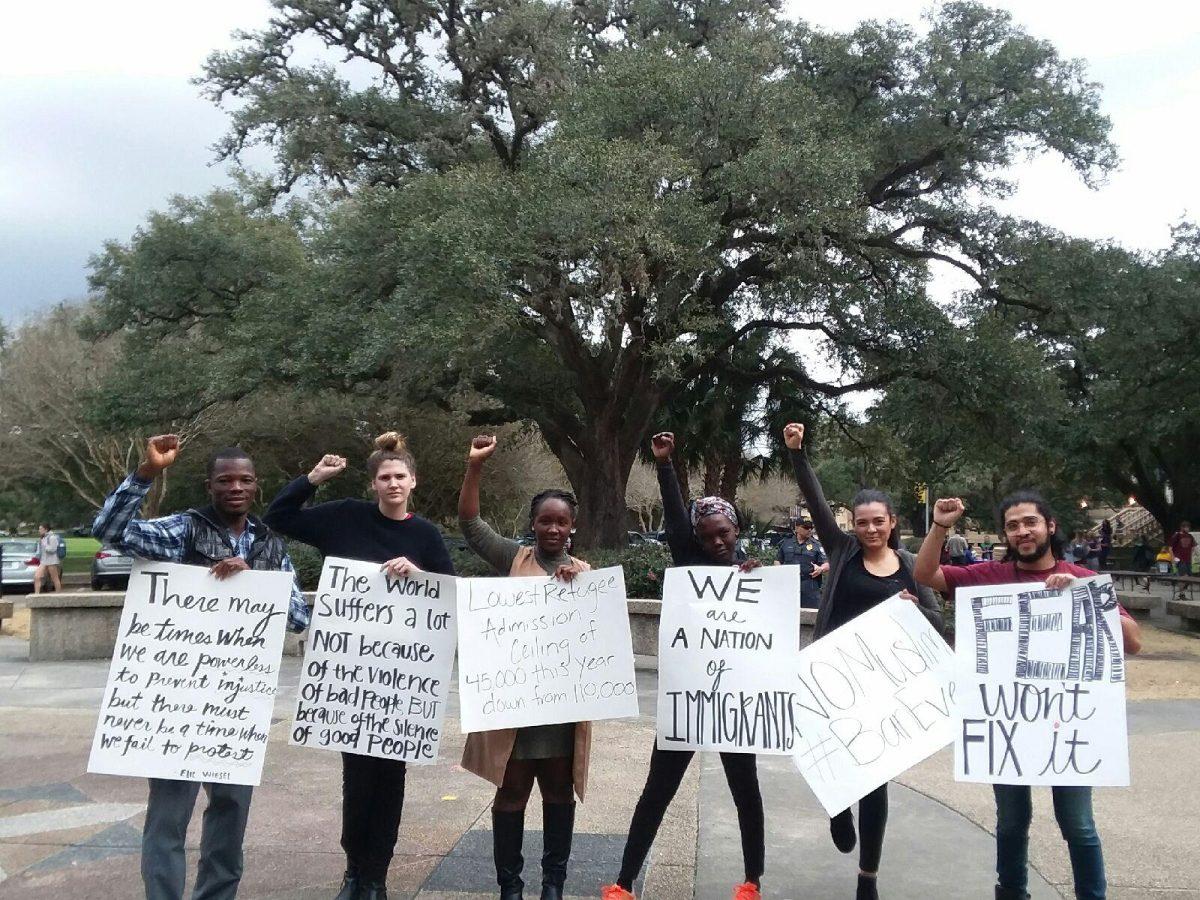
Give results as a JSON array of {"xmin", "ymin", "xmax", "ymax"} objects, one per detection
[
  {"xmin": 88, "ymin": 560, "xmax": 291, "ymax": 786},
  {"xmin": 791, "ymin": 596, "xmax": 957, "ymax": 814},
  {"xmin": 954, "ymin": 575, "xmax": 1129, "ymax": 785},
  {"xmin": 657, "ymin": 565, "xmax": 800, "ymax": 753},
  {"xmin": 456, "ymin": 567, "xmax": 638, "ymax": 732},
  {"xmin": 290, "ymin": 557, "xmax": 456, "ymax": 763}
]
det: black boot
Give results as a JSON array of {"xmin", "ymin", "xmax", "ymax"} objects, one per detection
[
  {"xmin": 540, "ymin": 802, "xmax": 576, "ymax": 900},
  {"xmin": 856, "ymin": 874, "xmax": 878, "ymax": 900},
  {"xmin": 359, "ymin": 882, "xmax": 388, "ymax": 900},
  {"xmin": 994, "ymin": 887, "xmax": 1030, "ymax": 900},
  {"xmin": 493, "ymin": 807, "xmax": 525, "ymax": 900},
  {"xmin": 830, "ymin": 809, "xmax": 857, "ymax": 853},
  {"xmin": 333, "ymin": 860, "xmax": 360, "ymax": 900}
]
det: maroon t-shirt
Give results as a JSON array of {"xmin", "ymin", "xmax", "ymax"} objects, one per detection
[
  {"xmin": 941, "ymin": 559, "xmax": 1132, "ymax": 619},
  {"xmin": 1170, "ymin": 532, "xmax": 1196, "ymax": 563}
]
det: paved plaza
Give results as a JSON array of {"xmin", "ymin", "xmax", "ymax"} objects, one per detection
[{"xmin": 0, "ymin": 619, "xmax": 1197, "ymax": 899}]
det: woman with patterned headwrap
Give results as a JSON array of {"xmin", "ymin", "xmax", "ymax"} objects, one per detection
[{"xmin": 602, "ymin": 432, "xmax": 767, "ymax": 900}]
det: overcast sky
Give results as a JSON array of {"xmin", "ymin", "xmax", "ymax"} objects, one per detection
[{"xmin": 2, "ymin": 1, "xmax": 1198, "ymax": 323}]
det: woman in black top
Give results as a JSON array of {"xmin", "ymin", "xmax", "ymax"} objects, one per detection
[
  {"xmin": 783, "ymin": 423, "xmax": 943, "ymax": 900},
  {"xmin": 265, "ymin": 432, "xmax": 455, "ymax": 900},
  {"xmin": 603, "ymin": 432, "xmax": 767, "ymax": 900}
]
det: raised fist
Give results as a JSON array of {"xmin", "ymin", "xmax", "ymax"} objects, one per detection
[
  {"xmin": 933, "ymin": 497, "xmax": 966, "ymax": 528},
  {"xmin": 308, "ymin": 454, "xmax": 348, "ymax": 486},
  {"xmin": 650, "ymin": 432, "xmax": 675, "ymax": 462},
  {"xmin": 140, "ymin": 434, "xmax": 180, "ymax": 477},
  {"xmin": 783, "ymin": 423, "xmax": 805, "ymax": 451},
  {"xmin": 468, "ymin": 434, "xmax": 499, "ymax": 464}
]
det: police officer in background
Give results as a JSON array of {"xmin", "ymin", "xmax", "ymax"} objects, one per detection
[{"xmin": 774, "ymin": 514, "xmax": 829, "ymax": 608}]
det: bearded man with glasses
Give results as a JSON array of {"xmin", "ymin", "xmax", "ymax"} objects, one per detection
[{"xmin": 913, "ymin": 489, "xmax": 1141, "ymax": 900}]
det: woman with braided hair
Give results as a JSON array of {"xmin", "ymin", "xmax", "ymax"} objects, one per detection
[
  {"xmin": 603, "ymin": 432, "xmax": 766, "ymax": 900},
  {"xmin": 458, "ymin": 435, "xmax": 592, "ymax": 900}
]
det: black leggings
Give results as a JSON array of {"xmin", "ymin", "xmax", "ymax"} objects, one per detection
[
  {"xmin": 341, "ymin": 752, "xmax": 407, "ymax": 882},
  {"xmin": 494, "ymin": 756, "xmax": 575, "ymax": 812},
  {"xmin": 617, "ymin": 744, "xmax": 764, "ymax": 889},
  {"xmin": 836, "ymin": 783, "xmax": 888, "ymax": 873}
]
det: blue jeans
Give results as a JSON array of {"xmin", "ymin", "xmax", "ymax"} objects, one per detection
[{"xmin": 994, "ymin": 785, "xmax": 1106, "ymax": 899}]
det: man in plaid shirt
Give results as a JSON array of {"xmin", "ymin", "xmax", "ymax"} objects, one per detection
[{"xmin": 93, "ymin": 434, "xmax": 309, "ymax": 900}]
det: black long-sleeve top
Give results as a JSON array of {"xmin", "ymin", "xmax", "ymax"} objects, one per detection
[
  {"xmin": 657, "ymin": 463, "xmax": 747, "ymax": 567},
  {"xmin": 787, "ymin": 447, "xmax": 942, "ymax": 638},
  {"xmin": 264, "ymin": 476, "xmax": 455, "ymax": 575}
]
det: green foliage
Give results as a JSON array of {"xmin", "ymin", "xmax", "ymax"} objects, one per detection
[
  {"xmin": 580, "ymin": 542, "xmax": 673, "ymax": 600},
  {"xmin": 284, "ymin": 540, "xmax": 324, "ymax": 590},
  {"xmin": 87, "ymin": 0, "xmax": 1117, "ymax": 546}
]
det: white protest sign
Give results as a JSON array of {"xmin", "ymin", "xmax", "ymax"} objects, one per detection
[
  {"xmin": 954, "ymin": 575, "xmax": 1129, "ymax": 785},
  {"xmin": 791, "ymin": 596, "xmax": 957, "ymax": 814},
  {"xmin": 456, "ymin": 567, "xmax": 638, "ymax": 732},
  {"xmin": 657, "ymin": 565, "xmax": 800, "ymax": 754},
  {"xmin": 290, "ymin": 557, "xmax": 456, "ymax": 763},
  {"xmin": 88, "ymin": 560, "xmax": 292, "ymax": 786}
]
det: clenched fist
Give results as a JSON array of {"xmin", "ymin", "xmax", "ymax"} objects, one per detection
[
  {"xmin": 308, "ymin": 454, "xmax": 348, "ymax": 486},
  {"xmin": 137, "ymin": 434, "xmax": 181, "ymax": 479},
  {"xmin": 933, "ymin": 498, "xmax": 966, "ymax": 528},
  {"xmin": 783, "ymin": 423, "xmax": 805, "ymax": 451},
  {"xmin": 468, "ymin": 435, "xmax": 499, "ymax": 465},
  {"xmin": 650, "ymin": 432, "xmax": 675, "ymax": 462}
]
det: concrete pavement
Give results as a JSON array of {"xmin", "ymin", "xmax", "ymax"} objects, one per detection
[{"xmin": 0, "ymin": 630, "xmax": 1197, "ymax": 899}]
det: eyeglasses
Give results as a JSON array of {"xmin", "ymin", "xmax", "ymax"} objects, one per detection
[{"xmin": 1003, "ymin": 516, "xmax": 1045, "ymax": 534}]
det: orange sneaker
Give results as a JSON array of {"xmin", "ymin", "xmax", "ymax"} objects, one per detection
[
  {"xmin": 733, "ymin": 883, "xmax": 762, "ymax": 900},
  {"xmin": 601, "ymin": 886, "xmax": 636, "ymax": 900}
]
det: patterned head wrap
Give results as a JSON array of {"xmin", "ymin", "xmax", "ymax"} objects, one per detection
[{"xmin": 690, "ymin": 496, "xmax": 738, "ymax": 530}]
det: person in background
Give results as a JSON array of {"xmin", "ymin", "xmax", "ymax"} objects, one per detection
[
  {"xmin": 1170, "ymin": 521, "xmax": 1196, "ymax": 576},
  {"xmin": 1131, "ymin": 534, "xmax": 1153, "ymax": 571},
  {"xmin": 774, "ymin": 514, "xmax": 828, "ymax": 608},
  {"xmin": 93, "ymin": 434, "xmax": 309, "ymax": 900},
  {"xmin": 945, "ymin": 528, "xmax": 969, "ymax": 566},
  {"xmin": 1099, "ymin": 519, "xmax": 1113, "ymax": 569},
  {"xmin": 1066, "ymin": 531, "xmax": 1090, "ymax": 565},
  {"xmin": 915, "ymin": 491, "xmax": 1141, "ymax": 900},
  {"xmin": 33, "ymin": 523, "xmax": 64, "ymax": 594},
  {"xmin": 1155, "ymin": 543, "xmax": 1176, "ymax": 574},
  {"xmin": 458, "ymin": 434, "xmax": 590, "ymax": 900}
]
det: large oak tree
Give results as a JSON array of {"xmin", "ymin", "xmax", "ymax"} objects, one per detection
[{"xmin": 87, "ymin": 1, "xmax": 1115, "ymax": 545}]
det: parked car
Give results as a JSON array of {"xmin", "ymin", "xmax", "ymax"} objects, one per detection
[
  {"xmin": 627, "ymin": 531, "xmax": 663, "ymax": 546},
  {"xmin": 91, "ymin": 545, "xmax": 133, "ymax": 591},
  {"xmin": 0, "ymin": 538, "xmax": 42, "ymax": 593}
]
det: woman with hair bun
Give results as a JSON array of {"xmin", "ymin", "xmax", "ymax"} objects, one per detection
[
  {"xmin": 782, "ymin": 422, "xmax": 943, "ymax": 900},
  {"xmin": 457, "ymin": 434, "xmax": 591, "ymax": 900},
  {"xmin": 265, "ymin": 431, "xmax": 455, "ymax": 900}
]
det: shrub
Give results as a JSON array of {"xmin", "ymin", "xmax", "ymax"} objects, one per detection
[
  {"xmin": 578, "ymin": 543, "xmax": 673, "ymax": 599},
  {"xmin": 285, "ymin": 540, "xmax": 324, "ymax": 590}
]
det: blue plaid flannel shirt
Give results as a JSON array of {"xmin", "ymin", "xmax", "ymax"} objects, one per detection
[{"xmin": 93, "ymin": 474, "xmax": 310, "ymax": 632}]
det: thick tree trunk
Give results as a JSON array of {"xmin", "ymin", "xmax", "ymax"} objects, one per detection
[
  {"xmin": 702, "ymin": 455, "xmax": 721, "ymax": 499},
  {"xmin": 672, "ymin": 456, "xmax": 691, "ymax": 506},
  {"xmin": 565, "ymin": 441, "xmax": 632, "ymax": 549}
]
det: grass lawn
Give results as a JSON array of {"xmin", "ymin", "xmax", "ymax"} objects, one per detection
[{"xmin": 63, "ymin": 536, "xmax": 100, "ymax": 573}]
